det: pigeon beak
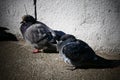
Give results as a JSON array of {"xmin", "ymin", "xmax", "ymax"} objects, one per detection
[{"xmin": 20, "ymin": 21, "xmax": 25, "ymax": 24}]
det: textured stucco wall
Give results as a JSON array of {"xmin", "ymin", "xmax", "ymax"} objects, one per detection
[{"xmin": 0, "ymin": 0, "xmax": 120, "ymax": 54}]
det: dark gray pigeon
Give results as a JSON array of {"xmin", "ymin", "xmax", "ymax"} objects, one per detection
[
  {"xmin": 57, "ymin": 34, "xmax": 120, "ymax": 70},
  {"xmin": 57, "ymin": 34, "xmax": 97, "ymax": 68},
  {"xmin": 20, "ymin": 15, "xmax": 56, "ymax": 53}
]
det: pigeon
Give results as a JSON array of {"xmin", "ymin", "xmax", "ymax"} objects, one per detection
[
  {"xmin": 20, "ymin": 15, "xmax": 56, "ymax": 53},
  {"xmin": 57, "ymin": 34, "xmax": 120, "ymax": 70}
]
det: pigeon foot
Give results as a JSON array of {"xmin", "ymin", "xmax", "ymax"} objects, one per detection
[{"xmin": 32, "ymin": 49, "xmax": 43, "ymax": 54}]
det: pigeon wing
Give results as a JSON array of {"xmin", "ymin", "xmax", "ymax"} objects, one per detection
[
  {"xmin": 24, "ymin": 23, "xmax": 52, "ymax": 43},
  {"xmin": 62, "ymin": 41, "xmax": 86, "ymax": 61}
]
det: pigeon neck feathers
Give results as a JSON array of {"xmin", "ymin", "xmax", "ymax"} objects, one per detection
[{"xmin": 20, "ymin": 22, "xmax": 33, "ymax": 37}]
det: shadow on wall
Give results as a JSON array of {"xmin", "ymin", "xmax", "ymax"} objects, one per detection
[{"xmin": 0, "ymin": 27, "xmax": 18, "ymax": 41}]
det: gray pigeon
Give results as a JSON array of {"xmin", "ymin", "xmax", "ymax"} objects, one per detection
[
  {"xmin": 57, "ymin": 34, "xmax": 102, "ymax": 70},
  {"xmin": 58, "ymin": 34, "xmax": 120, "ymax": 70},
  {"xmin": 20, "ymin": 15, "xmax": 56, "ymax": 53}
]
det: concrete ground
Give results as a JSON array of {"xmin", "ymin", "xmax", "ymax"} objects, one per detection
[{"xmin": 0, "ymin": 41, "xmax": 120, "ymax": 80}]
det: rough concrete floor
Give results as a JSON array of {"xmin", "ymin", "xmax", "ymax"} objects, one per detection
[{"xmin": 0, "ymin": 41, "xmax": 120, "ymax": 80}]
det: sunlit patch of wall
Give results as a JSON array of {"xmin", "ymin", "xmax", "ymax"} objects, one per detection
[{"xmin": 0, "ymin": 0, "xmax": 120, "ymax": 54}]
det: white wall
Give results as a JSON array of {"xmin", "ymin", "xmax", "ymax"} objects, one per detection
[{"xmin": 0, "ymin": 0, "xmax": 120, "ymax": 54}]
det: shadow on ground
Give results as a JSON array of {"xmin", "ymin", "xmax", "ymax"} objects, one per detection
[
  {"xmin": 0, "ymin": 41, "xmax": 120, "ymax": 80},
  {"xmin": 74, "ymin": 59, "xmax": 120, "ymax": 70}
]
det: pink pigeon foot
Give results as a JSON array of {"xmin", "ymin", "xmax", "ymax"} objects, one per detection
[{"xmin": 32, "ymin": 49, "xmax": 40, "ymax": 54}]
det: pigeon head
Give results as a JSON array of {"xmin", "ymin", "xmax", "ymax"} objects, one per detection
[
  {"xmin": 53, "ymin": 30, "xmax": 66, "ymax": 41},
  {"xmin": 57, "ymin": 34, "xmax": 76, "ymax": 50},
  {"xmin": 21, "ymin": 15, "xmax": 36, "ymax": 24},
  {"xmin": 59, "ymin": 34, "xmax": 76, "ymax": 42}
]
